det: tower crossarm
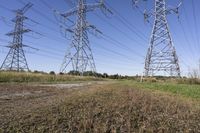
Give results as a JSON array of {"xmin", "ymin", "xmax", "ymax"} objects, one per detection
[
  {"xmin": 18, "ymin": 2, "xmax": 33, "ymax": 14},
  {"xmin": 86, "ymin": 22, "xmax": 103, "ymax": 35},
  {"xmin": 133, "ymin": 0, "xmax": 182, "ymax": 22},
  {"xmin": 61, "ymin": 0, "xmax": 112, "ymax": 18},
  {"xmin": 165, "ymin": 2, "xmax": 182, "ymax": 16},
  {"xmin": 6, "ymin": 29, "xmax": 31, "ymax": 36},
  {"xmin": 85, "ymin": 1, "xmax": 112, "ymax": 15},
  {"xmin": 61, "ymin": 8, "xmax": 78, "ymax": 18}
]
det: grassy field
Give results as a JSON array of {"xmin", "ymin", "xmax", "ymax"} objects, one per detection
[
  {"xmin": 0, "ymin": 80, "xmax": 200, "ymax": 132},
  {"xmin": 0, "ymin": 71, "xmax": 105, "ymax": 83},
  {"xmin": 120, "ymin": 80, "xmax": 200, "ymax": 99}
]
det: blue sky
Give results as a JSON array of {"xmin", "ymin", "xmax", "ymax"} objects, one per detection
[{"xmin": 0, "ymin": 0, "xmax": 200, "ymax": 76}]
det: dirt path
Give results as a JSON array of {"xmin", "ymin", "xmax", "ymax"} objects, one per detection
[
  {"xmin": 0, "ymin": 81, "xmax": 112, "ymax": 129},
  {"xmin": 0, "ymin": 81, "xmax": 111, "ymax": 100},
  {"xmin": 39, "ymin": 81, "xmax": 112, "ymax": 89}
]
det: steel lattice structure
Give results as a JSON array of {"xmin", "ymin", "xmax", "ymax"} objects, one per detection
[
  {"xmin": 56, "ymin": 0, "xmax": 112, "ymax": 74},
  {"xmin": 133, "ymin": 0, "xmax": 181, "ymax": 77},
  {"xmin": 1, "ymin": 3, "xmax": 33, "ymax": 72}
]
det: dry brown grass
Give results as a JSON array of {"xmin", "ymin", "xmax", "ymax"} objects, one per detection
[
  {"xmin": 0, "ymin": 82, "xmax": 200, "ymax": 132},
  {"xmin": 0, "ymin": 71, "xmax": 105, "ymax": 83}
]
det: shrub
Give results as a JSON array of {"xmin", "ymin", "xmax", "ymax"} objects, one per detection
[{"xmin": 49, "ymin": 71, "xmax": 55, "ymax": 75}]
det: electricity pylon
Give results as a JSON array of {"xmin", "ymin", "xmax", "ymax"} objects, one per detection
[
  {"xmin": 133, "ymin": 0, "xmax": 182, "ymax": 77},
  {"xmin": 1, "ymin": 3, "xmax": 33, "ymax": 72},
  {"xmin": 55, "ymin": 0, "xmax": 112, "ymax": 74}
]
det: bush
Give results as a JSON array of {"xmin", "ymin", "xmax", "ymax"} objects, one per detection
[{"xmin": 49, "ymin": 71, "xmax": 55, "ymax": 75}]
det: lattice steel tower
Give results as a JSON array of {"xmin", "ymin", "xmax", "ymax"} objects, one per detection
[
  {"xmin": 133, "ymin": 0, "xmax": 181, "ymax": 77},
  {"xmin": 55, "ymin": 0, "xmax": 112, "ymax": 74},
  {"xmin": 1, "ymin": 3, "xmax": 33, "ymax": 72}
]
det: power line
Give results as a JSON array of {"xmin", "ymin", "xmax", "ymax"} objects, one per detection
[
  {"xmin": 191, "ymin": 0, "xmax": 200, "ymax": 54},
  {"xmin": 63, "ymin": 0, "xmax": 74, "ymax": 8},
  {"xmin": 1, "ymin": 2, "xmax": 70, "ymax": 46},
  {"xmin": 63, "ymin": 0, "xmax": 145, "ymax": 58},
  {"xmin": 93, "ymin": 13, "xmax": 146, "ymax": 48},
  {"xmin": 181, "ymin": 3, "xmax": 199, "ymax": 61},
  {"xmin": 16, "ymin": 0, "xmax": 145, "ymax": 61},
  {"xmin": 177, "ymin": 20, "xmax": 195, "ymax": 64},
  {"xmin": 40, "ymin": 0, "xmax": 74, "ymax": 24},
  {"xmin": 1, "ymin": 3, "xmax": 33, "ymax": 72},
  {"xmin": 101, "ymin": 34, "xmax": 145, "ymax": 58},
  {"xmin": 91, "ymin": 40, "xmax": 141, "ymax": 62},
  {"xmin": 104, "ymin": 1, "xmax": 148, "ymax": 41},
  {"xmin": 0, "ymin": 4, "xmax": 12, "ymax": 11}
]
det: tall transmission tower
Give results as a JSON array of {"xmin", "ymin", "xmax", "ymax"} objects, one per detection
[
  {"xmin": 55, "ymin": 0, "xmax": 112, "ymax": 74},
  {"xmin": 133, "ymin": 0, "xmax": 182, "ymax": 77},
  {"xmin": 0, "ymin": 3, "xmax": 33, "ymax": 72}
]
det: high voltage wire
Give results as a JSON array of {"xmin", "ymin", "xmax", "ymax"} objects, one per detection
[
  {"xmin": 3, "ymin": 1, "xmax": 70, "ymax": 46},
  {"xmin": 30, "ymin": 0, "xmax": 144, "ymax": 60},
  {"xmin": 2, "ymin": 10, "xmax": 63, "ymax": 38},
  {"xmin": 38, "ymin": 0, "xmax": 145, "ymax": 59},
  {"xmin": 16, "ymin": 0, "xmax": 74, "ymax": 42},
  {"xmin": 17, "ymin": 0, "xmax": 57, "ymax": 25},
  {"xmin": 93, "ymin": 13, "xmax": 146, "ymax": 48},
  {"xmin": 1, "ymin": 39, "xmax": 139, "ymax": 69},
  {"xmin": 178, "ymin": 20, "xmax": 195, "ymax": 65},
  {"xmin": 0, "ymin": 14, "xmax": 68, "ymax": 47},
  {"xmin": 181, "ymin": 3, "xmax": 199, "ymax": 62},
  {"xmin": 0, "ymin": 35, "xmax": 140, "ymax": 65},
  {"xmin": 0, "ymin": 38, "xmax": 64, "ymax": 57},
  {"xmin": 0, "ymin": 0, "xmax": 148, "ymax": 67},
  {"xmin": 48, "ymin": 0, "xmax": 145, "ymax": 58},
  {"xmin": 63, "ymin": 0, "xmax": 75, "ymax": 8},
  {"xmin": 0, "ymin": 0, "xmax": 194, "ymax": 75},
  {"xmin": 0, "ymin": 4, "xmax": 12, "ymax": 11},
  {"xmin": 101, "ymin": 34, "xmax": 144, "ymax": 58},
  {"xmin": 94, "ymin": 55, "xmax": 139, "ymax": 66},
  {"xmin": 40, "ymin": 0, "xmax": 74, "ymax": 24},
  {"xmin": 191, "ymin": 0, "xmax": 200, "ymax": 54},
  {"xmin": 91, "ymin": 41, "xmax": 141, "ymax": 62},
  {"xmin": 32, "ymin": 53, "xmax": 140, "ymax": 72},
  {"xmin": 61, "ymin": 0, "xmax": 145, "ymax": 59},
  {"xmin": 0, "ymin": 36, "xmax": 139, "ymax": 69},
  {"xmin": 62, "ymin": 0, "xmax": 145, "ymax": 58},
  {"xmin": 181, "ymin": 3, "xmax": 198, "ymax": 58},
  {"xmin": 30, "ymin": 52, "xmax": 139, "ymax": 71},
  {"xmin": 166, "ymin": 21, "xmax": 194, "ymax": 66},
  {"xmin": 104, "ymin": 1, "xmax": 148, "ymax": 42},
  {"xmin": 0, "ymin": 3, "xmax": 33, "ymax": 71}
]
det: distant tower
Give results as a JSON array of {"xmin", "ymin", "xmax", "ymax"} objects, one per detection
[
  {"xmin": 133, "ymin": 0, "xmax": 181, "ymax": 77},
  {"xmin": 1, "ymin": 3, "xmax": 33, "ymax": 72},
  {"xmin": 55, "ymin": 0, "xmax": 112, "ymax": 74}
]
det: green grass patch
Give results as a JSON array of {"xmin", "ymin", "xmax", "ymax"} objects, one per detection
[{"xmin": 120, "ymin": 80, "xmax": 200, "ymax": 99}]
